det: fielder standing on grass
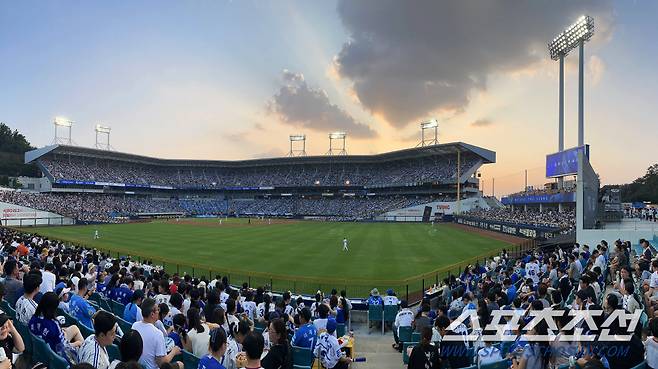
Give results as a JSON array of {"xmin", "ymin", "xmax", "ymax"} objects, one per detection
[{"xmin": 342, "ymin": 237, "xmax": 349, "ymax": 252}]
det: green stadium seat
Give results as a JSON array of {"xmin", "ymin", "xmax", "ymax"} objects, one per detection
[
  {"xmin": 384, "ymin": 304, "xmax": 398, "ymax": 325},
  {"xmin": 2, "ymin": 303, "xmax": 16, "ymax": 320},
  {"xmin": 398, "ymin": 326, "xmax": 412, "ymax": 343},
  {"xmin": 109, "ymin": 299, "xmax": 126, "ymax": 317},
  {"xmin": 31, "ymin": 334, "xmax": 51, "ymax": 365},
  {"xmin": 107, "ymin": 343, "xmax": 121, "ymax": 362},
  {"xmin": 411, "ymin": 332, "xmax": 420, "ymax": 342},
  {"xmin": 14, "ymin": 320, "xmax": 32, "ymax": 355},
  {"xmin": 292, "ymin": 366, "xmax": 312, "ymax": 369},
  {"xmin": 367, "ymin": 304, "xmax": 383, "ymax": 334},
  {"xmin": 182, "ymin": 349, "xmax": 200, "ymax": 369},
  {"xmin": 292, "ymin": 345, "xmax": 314, "ymax": 367},
  {"xmin": 336, "ymin": 323, "xmax": 346, "ymax": 337},
  {"xmin": 49, "ymin": 347, "xmax": 70, "ymax": 369},
  {"xmin": 79, "ymin": 322, "xmax": 95, "ymax": 338},
  {"xmin": 57, "ymin": 308, "xmax": 77, "ymax": 326},
  {"xmin": 402, "ymin": 342, "xmax": 416, "ymax": 364},
  {"xmin": 630, "ymin": 361, "xmax": 647, "ymax": 369},
  {"xmin": 116, "ymin": 316, "xmax": 133, "ymax": 335}
]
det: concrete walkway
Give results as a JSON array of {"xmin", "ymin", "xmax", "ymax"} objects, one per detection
[{"xmin": 347, "ymin": 312, "xmax": 406, "ymax": 369}]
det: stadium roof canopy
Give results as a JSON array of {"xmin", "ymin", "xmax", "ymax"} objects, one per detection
[{"xmin": 26, "ymin": 142, "xmax": 495, "ymax": 168}]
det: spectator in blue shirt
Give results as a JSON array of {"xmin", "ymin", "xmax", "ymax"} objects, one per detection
[
  {"xmin": 291, "ymin": 308, "xmax": 317, "ymax": 349},
  {"xmin": 69, "ymin": 277, "xmax": 97, "ymax": 329},
  {"xmin": 109, "ymin": 277, "xmax": 134, "ymax": 305},
  {"xmin": 366, "ymin": 288, "xmax": 383, "ymax": 306},
  {"xmin": 29, "ymin": 292, "xmax": 83, "ymax": 363},
  {"xmin": 124, "ymin": 290, "xmax": 145, "ymax": 324},
  {"xmin": 504, "ymin": 278, "xmax": 517, "ymax": 302},
  {"xmin": 198, "ymin": 327, "xmax": 228, "ymax": 369}
]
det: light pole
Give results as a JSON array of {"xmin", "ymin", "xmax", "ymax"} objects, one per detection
[{"xmin": 53, "ymin": 117, "xmax": 74, "ymax": 145}]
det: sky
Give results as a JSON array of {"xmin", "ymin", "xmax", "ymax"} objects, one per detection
[{"xmin": 1, "ymin": 1, "xmax": 658, "ymax": 196}]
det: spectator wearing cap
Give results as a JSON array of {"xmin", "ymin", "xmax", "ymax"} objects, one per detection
[
  {"xmin": 15, "ymin": 272, "xmax": 42, "ymax": 324},
  {"xmin": 291, "ymin": 308, "xmax": 317, "ymax": 349},
  {"xmin": 392, "ymin": 300, "xmax": 413, "ymax": 351},
  {"xmin": 383, "ymin": 289, "xmax": 400, "ymax": 306},
  {"xmin": 0, "ymin": 312, "xmax": 25, "ymax": 362},
  {"xmin": 40, "ymin": 263, "xmax": 57, "ymax": 294},
  {"xmin": 124, "ymin": 290, "xmax": 145, "ymax": 324},
  {"xmin": 261, "ymin": 318, "xmax": 293, "ymax": 369},
  {"xmin": 131, "ymin": 298, "xmax": 182, "ymax": 369},
  {"xmin": 2, "ymin": 260, "xmax": 22, "ymax": 306},
  {"xmin": 78, "ymin": 311, "xmax": 117, "ymax": 369},
  {"xmin": 314, "ymin": 318, "xmax": 351, "ymax": 369},
  {"xmin": 366, "ymin": 288, "xmax": 383, "ymax": 306},
  {"xmin": 70, "ymin": 277, "xmax": 97, "ymax": 329}
]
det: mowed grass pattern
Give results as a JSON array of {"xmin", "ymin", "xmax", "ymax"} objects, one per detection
[{"xmin": 32, "ymin": 218, "xmax": 510, "ymax": 282}]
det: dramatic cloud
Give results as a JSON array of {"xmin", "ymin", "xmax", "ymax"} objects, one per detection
[
  {"xmin": 334, "ymin": 0, "xmax": 614, "ymax": 127},
  {"xmin": 470, "ymin": 118, "xmax": 493, "ymax": 128},
  {"xmin": 268, "ymin": 70, "xmax": 376, "ymax": 138}
]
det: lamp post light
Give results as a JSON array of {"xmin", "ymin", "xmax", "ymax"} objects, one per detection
[
  {"xmin": 326, "ymin": 132, "xmax": 347, "ymax": 155},
  {"xmin": 418, "ymin": 119, "xmax": 439, "ymax": 147},
  {"xmin": 95, "ymin": 124, "xmax": 112, "ymax": 150},
  {"xmin": 288, "ymin": 134, "xmax": 306, "ymax": 157},
  {"xmin": 53, "ymin": 117, "xmax": 74, "ymax": 145}
]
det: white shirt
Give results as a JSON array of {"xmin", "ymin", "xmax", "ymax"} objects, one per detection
[
  {"xmin": 79, "ymin": 335, "xmax": 110, "ymax": 369},
  {"xmin": 477, "ymin": 346, "xmax": 503, "ymax": 367},
  {"xmin": 40, "ymin": 271, "xmax": 57, "ymax": 294},
  {"xmin": 646, "ymin": 337, "xmax": 658, "ymax": 369},
  {"xmin": 394, "ymin": 309, "xmax": 413, "ymax": 329},
  {"xmin": 314, "ymin": 332, "xmax": 342, "ymax": 369},
  {"xmin": 383, "ymin": 296, "xmax": 399, "ymax": 305},
  {"xmin": 188, "ymin": 324, "xmax": 212, "ymax": 358},
  {"xmin": 256, "ymin": 302, "xmax": 275, "ymax": 320},
  {"xmin": 132, "ymin": 321, "xmax": 167, "ymax": 369},
  {"xmin": 242, "ymin": 301, "xmax": 257, "ymax": 321},
  {"xmin": 15, "ymin": 295, "xmax": 38, "ymax": 324},
  {"xmin": 525, "ymin": 262, "xmax": 540, "ymax": 285},
  {"xmin": 650, "ymin": 271, "xmax": 658, "ymax": 289}
]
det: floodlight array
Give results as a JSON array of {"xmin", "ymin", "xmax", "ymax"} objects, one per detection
[
  {"xmin": 289, "ymin": 134, "xmax": 305, "ymax": 141},
  {"xmin": 329, "ymin": 132, "xmax": 346, "ymax": 139},
  {"xmin": 95, "ymin": 124, "xmax": 111, "ymax": 133},
  {"xmin": 421, "ymin": 119, "xmax": 438, "ymax": 129},
  {"xmin": 54, "ymin": 117, "xmax": 74, "ymax": 127},
  {"xmin": 548, "ymin": 15, "xmax": 594, "ymax": 60}
]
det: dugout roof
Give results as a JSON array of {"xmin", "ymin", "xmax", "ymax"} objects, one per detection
[{"xmin": 26, "ymin": 142, "xmax": 495, "ymax": 167}]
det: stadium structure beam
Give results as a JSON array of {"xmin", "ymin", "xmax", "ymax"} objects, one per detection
[
  {"xmin": 53, "ymin": 117, "xmax": 74, "ymax": 145},
  {"xmin": 417, "ymin": 119, "xmax": 439, "ymax": 147},
  {"xmin": 95, "ymin": 124, "xmax": 113, "ymax": 150},
  {"xmin": 288, "ymin": 134, "xmax": 306, "ymax": 157},
  {"xmin": 326, "ymin": 132, "xmax": 347, "ymax": 155}
]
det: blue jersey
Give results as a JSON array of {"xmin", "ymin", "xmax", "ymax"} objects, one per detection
[
  {"xmin": 109, "ymin": 286, "xmax": 133, "ymax": 305},
  {"xmin": 123, "ymin": 302, "xmax": 141, "ymax": 324},
  {"xmin": 69, "ymin": 294, "xmax": 97, "ymax": 329},
  {"xmin": 198, "ymin": 355, "xmax": 227, "ymax": 369},
  {"xmin": 367, "ymin": 296, "xmax": 383, "ymax": 305},
  {"xmin": 292, "ymin": 323, "xmax": 318, "ymax": 349},
  {"xmin": 29, "ymin": 315, "xmax": 72, "ymax": 360}
]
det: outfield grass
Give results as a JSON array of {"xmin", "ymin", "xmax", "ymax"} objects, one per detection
[{"xmin": 31, "ymin": 218, "xmax": 511, "ymax": 295}]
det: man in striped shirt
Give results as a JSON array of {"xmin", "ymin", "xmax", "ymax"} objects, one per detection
[
  {"xmin": 15, "ymin": 273, "xmax": 42, "ymax": 325},
  {"xmin": 79, "ymin": 311, "xmax": 117, "ymax": 369}
]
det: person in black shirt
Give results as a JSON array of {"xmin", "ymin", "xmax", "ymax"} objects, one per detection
[
  {"xmin": 0, "ymin": 313, "xmax": 25, "ymax": 365},
  {"xmin": 407, "ymin": 326, "xmax": 439, "ymax": 369},
  {"xmin": 261, "ymin": 318, "xmax": 293, "ymax": 369}
]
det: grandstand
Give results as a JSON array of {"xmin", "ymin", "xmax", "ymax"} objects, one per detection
[{"xmin": 9, "ymin": 142, "xmax": 496, "ymax": 223}]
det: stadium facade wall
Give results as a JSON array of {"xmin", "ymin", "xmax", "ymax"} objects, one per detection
[
  {"xmin": 377, "ymin": 197, "xmax": 489, "ymax": 221},
  {"xmin": 0, "ymin": 201, "xmax": 74, "ymax": 226}
]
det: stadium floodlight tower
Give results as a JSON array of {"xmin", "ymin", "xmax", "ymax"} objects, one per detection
[
  {"xmin": 417, "ymin": 119, "xmax": 439, "ymax": 147},
  {"xmin": 287, "ymin": 134, "xmax": 307, "ymax": 157},
  {"xmin": 548, "ymin": 15, "xmax": 594, "ymax": 150},
  {"xmin": 326, "ymin": 132, "xmax": 347, "ymax": 155},
  {"xmin": 53, "ymin": 117, "xmax": 74, "ymax": 145},
  {"xmin": 95, "ymin": 124, "xmax": 113, "ymax": 150}
]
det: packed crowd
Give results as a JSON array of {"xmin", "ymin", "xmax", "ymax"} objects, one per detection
[
  {"xmin": 0, "ymin": 191, "xmax": 432, "ymax": 223},
  {"xmin": 465, "ymin": 208, "xmax": 576, "ymax": 231},
  {"xmin": 0, "ymin": 227, "xmax": 356, "ymax": 369},
  {"xmin": 389, "ymin": 238, "xmax": 658, "ymax": 369},
  {"xmin": 3, "ymin": 225, "xmax": 658, "ymax": 369},
  {"xmin": 39, "ymin": 154, "xmax": 479, "ymax": 189}
]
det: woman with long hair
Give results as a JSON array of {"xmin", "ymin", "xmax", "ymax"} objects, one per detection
[
  {"xmin": 187, "ymin": 307, "xmax": 212, "ymax": 357},
  {"xmin": 408, "ymin": 326, "xmax": 439, "ymax": 369},
  {"xmin": 29, "ymin": 292, "xmax": 83, "ymax": 363},
  {"xmin": 261, "ymin": 318, "xmax": 293, "ymax": 369},
  {"xmin": 198, "ymin": 328, "xmax": 229, "ymax": 369}
]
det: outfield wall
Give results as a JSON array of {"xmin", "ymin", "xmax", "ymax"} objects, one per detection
[{"xmin": 0, "ymin": 201, "xmax": 74, "ymax": 226}]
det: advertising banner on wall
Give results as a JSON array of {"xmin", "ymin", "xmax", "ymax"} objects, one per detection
[
  {"xmin": 0, "ymin": 202, "xmax": 73, "ymax": 226},
  {"xmin": 454, "ymin": 216, "xmax": 560, "ymax": 240}
]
